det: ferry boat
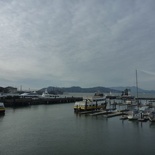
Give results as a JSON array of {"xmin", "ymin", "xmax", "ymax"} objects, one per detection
[
  {"xmin": 74, "ymin": 92, "xmax": 107, "ymax": 112},
  {"xmin": 0, "ymin": 102, "xmax": 5, "ymax": 114}
]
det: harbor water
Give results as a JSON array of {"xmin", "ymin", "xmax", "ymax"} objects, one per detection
[{"xmin": 0, "ymin": 93, "xmax": 155, "ymax": 155}]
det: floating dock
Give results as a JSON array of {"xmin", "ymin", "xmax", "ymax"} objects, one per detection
[
  {"xmin": 105, "ymin": 111, "xmax": 123, "ymax": 118},
  {"xmin": 90, "ymin": 111, "xmax": 112, "ymax": 116}
]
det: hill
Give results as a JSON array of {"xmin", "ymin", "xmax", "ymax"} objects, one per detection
[
  {"xmin": 38, "ymin": 86, "xmax": 121, "ymax": 94},
  {"xmin": 61, "ymin": 86, "xmax": 121, "ymax": 93},
  {"xmin": 37, "ymin": 86, "xmax": 155, "ymax": 94},
  {"xmin": 110, "ymin": 86, "xmax": 155, "ymax": 94}
]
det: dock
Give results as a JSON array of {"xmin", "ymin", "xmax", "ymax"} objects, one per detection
[
  {"xmin": 90, "ymin": 111, "xmax": 112, "ymax": 116},
  {"xmin": 78, "ymin": 110, "xmax": 101, "ymax": 115},
  {"xmin": 89, "ymin": 110, "xmax": 124, "ymax": 117},
  {"xmin": 105, "ymin": 111, "xmax": 123, "ymax": 118},
  {"xmin": 0, "ymin": 96, "xmax": 83, "ymax": 107}
]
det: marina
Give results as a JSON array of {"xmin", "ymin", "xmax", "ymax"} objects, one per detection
[
  {"xmin": 1, "ymin": 91, "xmax": 155, "ymax": 155},
  {"xmin": 74, "ymin": 90, "xmax": 155, "ymax": 123},
  {"xmin": 75, "ymin": 99, "xmax": 155, "ymax": 122},
  {"xmin": 1, "ymin": 89, "xmax": 155, "ymax": 123}
]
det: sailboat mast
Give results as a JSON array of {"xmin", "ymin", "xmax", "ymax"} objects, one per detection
[{"xmin": 136, "ymin": 69, "xmax": 139, "ymax": 102}]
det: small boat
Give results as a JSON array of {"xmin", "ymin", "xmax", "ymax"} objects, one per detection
[
  {"xmin": 0, "ymin": 102, "xmax": 5, "ymax": 114},
  {"xmin": 74, "ymin": 92, "xmax": 107, "ymax": 112},
  {"xmin": 137, "ymin": 112, "xmax": 148, "ymax": 122},
  {"xmin": 138, "ymin": 118, "xmax": 148, "ymax": 122},
  {"xmin": 127, "ymin": 109, "xmax": 140, "ymax": 121},
  {"xmin": 148, "ymin": 111, "xmax": 155, "ymax": 122},
  {"xmin": 120, "ymin": 115, "xmax": 128, "ymax": 120}
]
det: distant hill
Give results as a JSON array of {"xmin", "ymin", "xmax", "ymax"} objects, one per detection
[
  {"xmin": 37, "ymin": 86, "xmax": 63, "ymax": 95},
  {"xmin": 38, "ymin": 86, "xmax": 121, "ymax": 94},
  {"xmin": 61, "ymin": 86, "xmax": 121, "ymax": 93},
  {"xmin": 1, "ymin": 85, "xmax": 155, "ymax": 94},
  {"xmin": 37, "ymin": 86, "xmax": 155, "ymax": 94},
  {"xmin": 110, "ymin": 86, "xmax": 155, "ymax": 93}
]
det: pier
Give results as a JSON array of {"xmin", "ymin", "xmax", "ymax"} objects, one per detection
[
  {"xmin": 0, "ymin": 96, "xmax": 83, "ymax": 107},
  {"xmin": 79, "ymin": 110, "xmax": 127, "ymax": 117},
  {"xmin": 90, "ymin": 111, "xmax": 112, "ymax": 116}
]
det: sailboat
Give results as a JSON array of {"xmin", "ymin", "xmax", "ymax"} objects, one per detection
[
  {"xmin": 127, "ymin": 70, "xmax": 140, "ymax": 120},
  {"xmin": 135, "ymin": 69, "xmax": 139, "ymax": 105}
]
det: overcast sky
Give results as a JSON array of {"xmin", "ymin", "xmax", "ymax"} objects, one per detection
[{"xmin": 0, "ymin": 0, "xmax": 155, "ymax": 90}]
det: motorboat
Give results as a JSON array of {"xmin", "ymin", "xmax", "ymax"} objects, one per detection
[
  {"xmin": 148, "ymin": 111, "xmax": 155, "ymax": 122},
  {"xmin": 127, "ymin": 109, "xmax": 140, "ymax": 120},
  {"xmin": 74, "ymin": 92, "xmax": 107, "ymax": 112},
  {"xmin": 120, "ymin": 115, "xmax": 128, "ymax": 120},
  {"xmin": 0, "ymin": 102, "xmax": 5, "ymax": 114},
  {"xmin": 41, "ymin": 89, "xmax": 59, "ymax": 98}
]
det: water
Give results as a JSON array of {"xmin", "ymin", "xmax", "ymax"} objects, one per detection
[{"xmin": 0, "ymin": 93, "xmax": 155, "ymax": 155}]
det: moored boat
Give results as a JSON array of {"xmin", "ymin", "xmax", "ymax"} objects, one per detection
[
  {"xmin": 121, "ymin": 88, "xmax": 135, "ymax": 100},
  {"xmin": 120, "ymin": 115, "xmax": 128, "ymax": 120},
  {"xmin": 41, "ymin": 89, "xmax": 59, "ymax": 98},
  {"xmin": 127, "ymin": 109, "xmax": 140, "ymax": 120},
  {"xmin": 138, "ymin": 118, "xmax": 148, "ymax": 122},
  {"xmin": 0, "ymin": 102, "xmax": 5, "ymax": 114},
  {"xmin": 148, "ymin": 111, "xmax": 155, "ymax": 122},
  {"xmin": 74, "ymin": 92, "xmax": 107, "ymax": 112}
]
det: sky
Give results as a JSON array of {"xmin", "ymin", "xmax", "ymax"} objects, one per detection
[{"xmin": 0, "ymin": 0, "xmax": 155, "ymax": 90}]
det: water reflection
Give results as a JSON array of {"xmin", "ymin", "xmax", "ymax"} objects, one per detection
[{"xmin": 0, "ymin": 113, "xmax": 5, "ymax": 117}]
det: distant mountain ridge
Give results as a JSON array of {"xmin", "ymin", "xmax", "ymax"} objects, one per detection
[
  {"xmin": 38, "ymin": 86, "xmax": 155, "ymax": 94},
  {"xmin": 110, "ymin": 86, "xmax": 155, "ymax": 93},
  {"xmin": 1, "ymin": 85, "xmax": 154, "ymax": 94},
  {"xmin": 38, "ymin": 86, "xmax": 121, "ymax": 94},
  {"xmin": 61, "ymin": 86, "xmax": 120, "ymax": 93}
]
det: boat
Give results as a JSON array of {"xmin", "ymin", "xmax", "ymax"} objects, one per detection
[
  {"xmin": 148, "ymin": 111, "xmax": 155, "ymax": 122},
  {"xmin": 20, "ymin": 91, "xmax": 39, "ymax": 98},
  {"xmin": 74, "ymin": 92, "xmax": 107, "ymax": 112},
  {"xmin": 41, "ymin": 89, "xmax": 59, "ymax": 98},
  {"xmin": 120, "ymin": 115, "xmax": 128, "ymax": 120},
  {"xmin": 121, "ymin": 88, "xmax": 135, "ymax": 100},
  {"xmin": 0, "ymin": 102, "xmax": 5, "ymax": 114},
  {"xmin": 127, "ymin": 109, "xmax": 140, "ymax": 120},
  {"xmin": 138, "ymin": 112, "xmax": 148, "ymax": 122}
]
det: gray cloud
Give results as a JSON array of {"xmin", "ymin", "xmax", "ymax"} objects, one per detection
[{"xmin": 0, "ymin": 0, "xmax": 155, "ymax": 90}]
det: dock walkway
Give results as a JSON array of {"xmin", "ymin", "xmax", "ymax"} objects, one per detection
[
  {"xmin": 89, "ymin": 110, "xmax": 126, "ymax": 117},
  {"xmin": 105, "ymin": 111, "xmax": 123, "ymax": 118},
  {"xmin": 90, "ymin": 111, "xmax": 112, "ymax": 116}
]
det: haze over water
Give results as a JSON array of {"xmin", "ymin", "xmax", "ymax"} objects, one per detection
[{"xmin": 0, "ymin": 93, "xmax": 155, "ymax": 155}]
